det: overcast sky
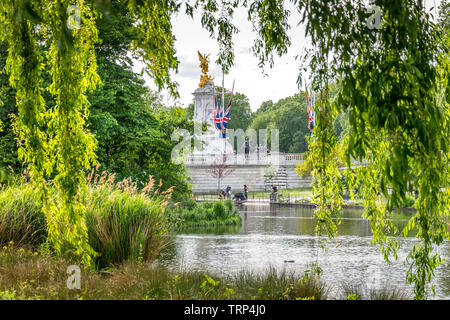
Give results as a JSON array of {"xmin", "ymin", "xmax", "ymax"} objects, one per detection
[{"xmin": 133, "ymin": 1, "xmax": 442, "ymax": 112}]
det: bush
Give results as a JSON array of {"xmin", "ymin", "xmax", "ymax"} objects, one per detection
[
  {"xmin": 213, "ymin": 201, "xmax": 227, "ymax": 218},
  {"xmin": 168, "ymin": 200, "xmax": 242, "ymax": 228},
  {"xmin": 224, "ymin": 199, "xmax": 234, "ymax": 212}
]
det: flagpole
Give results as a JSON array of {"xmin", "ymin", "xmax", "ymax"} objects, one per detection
[{"xmin": 222, "ymin": 68, "xmax": 226, "ymax": 154}]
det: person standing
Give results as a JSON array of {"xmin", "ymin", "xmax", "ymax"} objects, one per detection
[
  {"xmin": 225, "ymin": 185, "xmax": 232, "ymax": 199},
  {"xmin": 270, "ymin": 185, "xmax": 278, "ymax": 202},
  {"xmin": 244, "ymin": 139, "xmax": 250, "ymax": 160},
  {"xmin": 244, "ymin": 184, "xmax": 248, "ymax": 200}
]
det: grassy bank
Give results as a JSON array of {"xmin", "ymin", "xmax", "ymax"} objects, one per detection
[{"xmin": 0, "ymin": 245, "xmax": 410, "ymax": 300}]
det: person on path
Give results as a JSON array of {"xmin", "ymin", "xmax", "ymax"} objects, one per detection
[{"xmin": 244, "ymin": 184, "xmax": 248, "ymax": 200}]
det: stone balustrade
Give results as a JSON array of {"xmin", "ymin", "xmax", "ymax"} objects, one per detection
[{"xmin": 184, "ymin": 152, "xmax": 304, "ymax": 167}]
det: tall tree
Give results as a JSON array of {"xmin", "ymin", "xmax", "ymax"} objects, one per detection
[
  {"xmin": 214, "ymin": 86, "xmax": 253, "ymax": 132},
  {"xmin": 250, "ymin": 93, "xmax": 309, "ymax": 153},
  {"xmin": 0, "ymin": 41, "xmax": 20, "ymax": 174}
]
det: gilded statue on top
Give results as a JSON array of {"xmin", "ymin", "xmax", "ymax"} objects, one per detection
[{"xmin": 198, "ymin": 51, "xmax": 214, "ymax": 88}]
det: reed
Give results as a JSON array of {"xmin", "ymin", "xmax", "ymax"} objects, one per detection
[
  {"xmin": 0, "ymin": 184, "xmax": 46, "ymax": 247},
  {"xmin": 84, "ymin": 183, "xmax": 174, "ymax": 268}
]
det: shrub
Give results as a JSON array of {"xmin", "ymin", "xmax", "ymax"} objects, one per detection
[
  {"xmin": 224, "ymin": 199, "xmax": 234, "ymax": 212},
  {"xmin": 213, "ymin": 201, "xmax": 227, "ymax": 218},
  {"xmin": 167, "ymin": 200, "xmax": 242, "ymax": 228}
]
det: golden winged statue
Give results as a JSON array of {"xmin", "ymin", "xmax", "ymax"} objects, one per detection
[{"xmin": 198, "ymin": 51, "xmax": 214, "ymax": 88}]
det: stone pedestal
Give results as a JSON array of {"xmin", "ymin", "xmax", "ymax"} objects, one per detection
[{"xmin": 193, "ymin": 82, "xmax": 215, "ymax": 124}]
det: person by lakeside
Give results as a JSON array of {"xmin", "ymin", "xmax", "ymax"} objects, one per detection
[
  {"xmin": 270, "ymin": 186, "xmax": 277, "ymax": 202},
  {"xmin": 226, "ymin": 185, "xmax": 232, "ymax": 199}
]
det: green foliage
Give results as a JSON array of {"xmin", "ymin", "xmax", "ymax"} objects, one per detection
[
  {"xmin": 125, "ymin": 0, "xmax": 180, "ymax": 96},
  {"xmin": 0, "ymin": 0, "xmax": 447, "ymax": 300},
  {"xmin": 305, "ymin": 87, "xmax": 345, "ymax": 240},
  {"xmin": 87, "ymin": 3, "xmax": 192, "ymax": 201},
  {"xmin": 250, "ymin": 93, "xmax": 309, "ymax": 153},
  {"xmin": 183, "ymin": 103, "xmax": 195, "ymax": 121},
  {"xmin": 0, "ymin": 184, "xmax": 47, "ymax": 247},
  {"xmin": 223, "ymin": 199, "xmax": 234, "ymax": 212},
  {"xmin": 0, "ymin": 0, "xmax": 193, "ymax": 206},
  {"xmin": 212, "ymin": 200, "xmax": 227, "ymax": 218},
  {"xmin": 295, "ymin": 151, "xmax": 312, "ymax": 177},
  {"xmin": 0, "ymin": 0, "xmax": 102, "ymax": 266},
  {"xmin": 84, "ymin": 182, "xmax": 173, "ymax": 268},
  {"xmin": 346, "ymin": 293, "xmax": 359, "ymax": 301},
  {"xmin": 0, "ymin": 42, "xmax": 20, "ymax": 170}
]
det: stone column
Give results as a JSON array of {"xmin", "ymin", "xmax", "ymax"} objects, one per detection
[{"xmin": 193, "ymin": 82, "xmax": 214, "ymax": 125}]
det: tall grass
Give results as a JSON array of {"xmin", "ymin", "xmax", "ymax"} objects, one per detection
[
  {"xmin": 84, "ymin": 182, "xmax": 173, "ymax": 268},
  {"xmin": 0, "ymin": 249, "xmax": 330, "ymax": 300},
  {"xmin": 0, "ymin": 173, "xmax": 175, "ymax": 268},
  {"xmin": 0, "ymin": 184, "xmax": 46, "ymax": 247},
  {"xmin": 340, "ymin": 283, "xmax": 411, "ymax": 300}
]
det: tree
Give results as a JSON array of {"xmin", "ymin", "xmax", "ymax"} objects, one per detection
[
  {"xmin": 0, "ymin": 41, "xmax": 20, "ymax": 173},
  {"xmin": 226, "ymin": 92, "xmax": 253, "ymax": 132},
  {"xmin": 212, "ymin": 86, "xmax": 253, "ymax": 132},
  {"xmin": 207, "ymin": 154, "xmax": 235, "ymax": 195},
  {"xmin": 298, "ymin": 0, "xmax": 449, "ymax": 299},
  {"xmin": 0, "ymin": 0, "xmax": 189, "ymax": 263},
  {"xmin": 250, "ymin": 93, "xmax": 309, "ymax": 153}
]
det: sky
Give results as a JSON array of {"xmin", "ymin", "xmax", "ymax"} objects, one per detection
[
  {"xmin": 132, "ymin": 0, "xmax": 442, "ymax": 112},
  {"xmin": 133, "ymin": 3, "xmax": 309, "ymax": 112}
]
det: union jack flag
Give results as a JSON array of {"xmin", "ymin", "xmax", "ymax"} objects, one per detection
[
  {"xmin": 305, "ymin": 84, "xmax": 315, "ymax": 132},
  {"xmin": 213, "ymin": 84, "xmax": 222, "ymax": 130},
  {"xmin": 222, "ymin": 80, "xmax": 235, "ymax": 130}
]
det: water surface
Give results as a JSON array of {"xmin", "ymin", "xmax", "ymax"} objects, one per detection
[{"xmin": 161, "ymin": 204, "xmax": 450, "ymax": 299}]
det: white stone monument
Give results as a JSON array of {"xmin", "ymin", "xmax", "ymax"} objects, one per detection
[
  {"xmin": 192, "ymin": 52, "xmax": 233, "ymax": 156},
  {"xmin": 192, "ymin": 82, "xmax": 233, "ymax": 155}
]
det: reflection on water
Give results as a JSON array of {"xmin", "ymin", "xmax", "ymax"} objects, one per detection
[{"xmin": 160, "ymin": 204, "xmax": 450, "ymax": 299}]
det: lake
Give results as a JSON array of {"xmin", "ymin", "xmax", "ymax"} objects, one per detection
[{"xmin": 161, "ymin": 203, "xmax": 450, "ymax": 299}]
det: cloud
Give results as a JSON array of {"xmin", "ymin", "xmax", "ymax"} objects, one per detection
[{"xmin": 177, "ymin": 60, "xmax": 201, "ymax": 80}]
